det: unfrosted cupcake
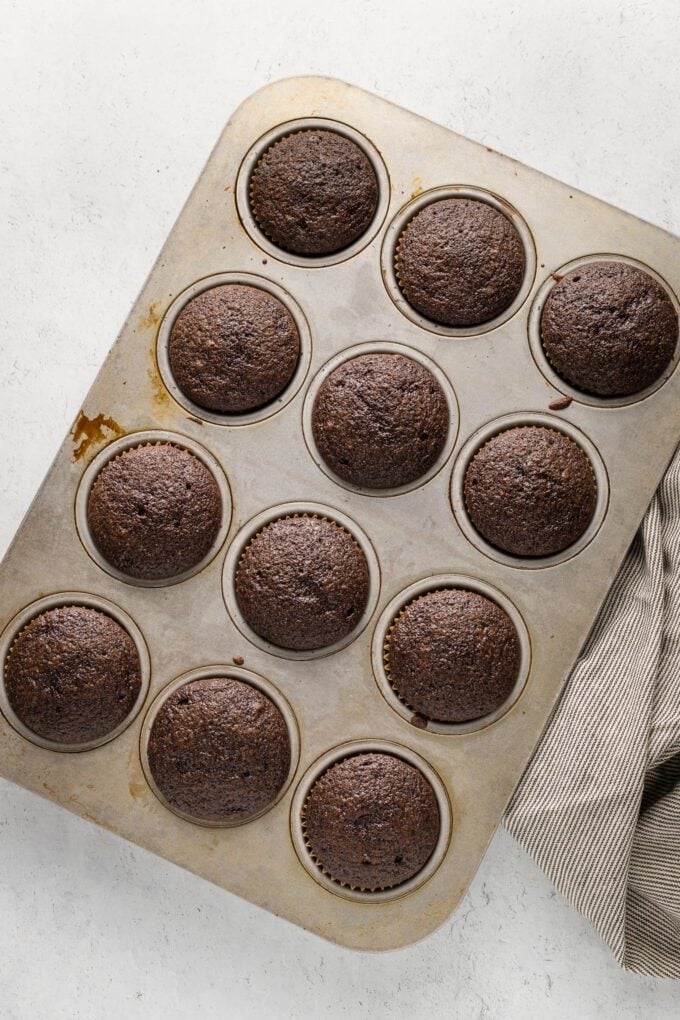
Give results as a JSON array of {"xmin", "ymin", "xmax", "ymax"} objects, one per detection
[
  {"xmin": 146, "ymin": 676, "xmax": 290, "ymax": 825},
  {"xmin": 385, "ymin": 588, "xmax": 521, "ymax": 723},
  {"xmin": 464, "ymin": 426, "xmax": 596, "ymax": 557},
  {"xmin": 311, "ymin": 352, "xmax": 449, "ymax": 488},
  {"xmin": 396, "ymin": 197, "xmax": 525, "ymax": 326},
  {"xmin": 249, "ymin": 129, "xmax": 378, "ymax": 255},
  {"xmin": 168, "ymin": 284, "xmax": 300, "ymax": 414},
  {"xmin": 4, "ymin": 605, "xmax": 142, "ymax": 745},
  {"xmin": 235, "ymin": 515, "xmax": 369, "ymax": 650},
  {"xmin": 302, "ymin": 752, "xmax": 440, "ymax": 890},
  {"xmin": 87, "ymin": 443, "xmax": 222, "ymax": 580},
  {"xmin": 540, "ymin": 261, "xmax": 678, "ymax": 396}
]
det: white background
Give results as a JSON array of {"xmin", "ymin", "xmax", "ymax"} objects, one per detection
[{"xmin": 1, "ymin": 1, "xmax": 680, "ymax": 1016}]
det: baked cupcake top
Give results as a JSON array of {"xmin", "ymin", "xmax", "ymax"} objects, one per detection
[
  {"xmin": 311, "ymin": 352, "xmax": 449, "ymax": 489},
  {"xmin": 303, "ymin": 752, "xmax": 440, "ymax": 891},
  {"xmin": 87, "ymin": 443, "xmax": 222, "ymax": 581},
  {"xmin": 464, "ymin": 426, "xmax": 596, "ymax": 558},
  {"xmin": 4, "ymin": 605, "xmax": 142, "ymax": 745},
  {"xmin": 147, "ymin": 676, "xmax": 290, "ymax": 824},
  {"xmin": 234, "ymin": 515, "xmax": 370, "ymax": 651},
  {"xmin": 395, "ymin": 197, "xmax": 525, "ymax": 326},
  {"xmin": 385, "ymin": 589, "xmax": 521, "ymax": 723},
  {"xmin": 540, "ymin": 261, "xmax": 678, "ymax": 397},
  {"xmin": 168, "ymin": 284, "xmax": 300, "ymax": 414},
  {"xmin": 249, "ymin": 129, "xmax": 378, "ymax": 256}
]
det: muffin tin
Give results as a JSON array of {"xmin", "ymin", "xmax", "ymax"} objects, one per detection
[{"xmin": 1, "ymin": 76, "xmax": 680, "ymax": 950}]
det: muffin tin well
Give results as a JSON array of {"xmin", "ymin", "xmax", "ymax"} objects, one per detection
[
  {"xmin": 236, "ymin": 117, "xmax": 391, "ymax": 268},
  {"xmin": 75, "ymin": 429, "xmax": 232, "ymax": 587},
  {"xmin": 222, "ymin": 502, "xmax": 381, "ymax": 661},
  {"xmin": 0, "ymin": 592, "xmax": 150, "ymax": 753},
  {"xmin": 290, "ymin": 739, "xmax": 452, "ymax": 903},
  {"xmin": 371, "ymin": 574, "xmax": 531, "ymax": 735},
  {"xmin": 156, "ymin": 272, "xmax": 313, "ymax": 426},
  {"xmin": 1, "ymin": 77, "xmax": 680, "ymax": 951},
  {"xmin": 527, "ymin": 254, "xmax": 680, "ymax": 408},
  {"xmin": 381, "ymin": 185, "xmax": 537, "ymax": 337},
  {"xmin": 450, "ymin": 412, "xmax": 610, "ymax": 569},
  {"xmin": 302, "ymin": 341, "xmax": 459, "ymax": 496},
  {"xmin": 140, "ymin": 664, "xmax": 300, "ymax": 827}
]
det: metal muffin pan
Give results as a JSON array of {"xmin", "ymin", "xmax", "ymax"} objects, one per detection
[{"xmin": 1, "ymin": 76, "xmax": 680, "ymax": 950}]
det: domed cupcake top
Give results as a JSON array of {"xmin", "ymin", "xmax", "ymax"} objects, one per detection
[
  {"xmin": 4, "ymin": 605, "xmax": 141, "ymax": 745},
  {"xmin": 87, "ymin": 443, "xmax": 222, "ymax": 581},
  {"xmin": 235, "ymin": 515, "xmax": 370, "ymax": 651},
  {"xmin": 464, "ymin": 426, "xmax": 597, "ymax": 558},
  {"xmin": 311, "ymin": 352, "xmax": 449, "ymax": 489},
  {"xmin": 385, "ymin": 588, "xmax": 521, "ymax": 723},
  {"xmin": 147, "ymin": 676, "xmax": 290, "ymax": 825},
  {"xmin": 168, "ymin": 284, "xmax": 300, "ymax": 414},
  {"xmin": 540, "ymin": 261, "xmax": 678, "ymax": 397},
  {"xmin": 395, "ymin": 197, "xmax": 525, "ymax": 326},
  {"xmin": 249, "ymin": 129, "xmax": 378, "ymax": 256},
  {"xmin": 302, "ymin": 752, "xmax": 440, "ymax": 891}
]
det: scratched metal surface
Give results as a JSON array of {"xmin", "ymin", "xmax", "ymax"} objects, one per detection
[{"xmin": 1, "ymin": 76, "xmax": 679, "ymax": 950}]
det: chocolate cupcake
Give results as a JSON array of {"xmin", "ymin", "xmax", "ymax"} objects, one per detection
[
  {"xmin": 168, "ymin": 284, "xmax": 300, "ymax": 414},
  {"xmin": 311, "ymin": 352, "xmax": 450, "ymax": 489},
  {"xmin": 249, "ymin": 129, "xmax": 379, "ymax": 256},
  {"xmin": 4, "ymin": 605, "xmax": 142, "ymax": 745},
  {"xmin": 395, "ymin": 197, "xmax": 526, "ymax": 327},
  {"xmin": 464, "ymin": 426, "xmax": 596, "ymax": 558},
  {"xmin": 147, "ymin": 676, "xmax": 290, "ymax": 824},
  {"xmin": 87, "ymin": 443, "xmax": 222, "ymax": 581},
  {"xmin": 385, "ymin": 589, "xmax": 521, "ymax": 723},
  {"xmin": 235, "ymin": 515, "xmax": 370, "ymax": 651},
  {"xmin": 303, "ymin": 752, "xmax": 440, "ymax": 890},
  {"xmin": 540, "ymin": 261, "xmax": 678, "ymax": 397}
]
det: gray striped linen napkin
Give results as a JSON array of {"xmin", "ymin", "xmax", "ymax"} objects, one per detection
[{"xmin": 504, "ymin": 445, "xmax": 680, "ymax": 978}]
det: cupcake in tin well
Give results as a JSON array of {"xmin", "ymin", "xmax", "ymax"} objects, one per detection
[
  {"xmin": 463, "ymin": 426, "xmax": 597, "ymax": 558},
  {"xmin": 4, "ymin": 605, "xmax": 142, "ymax": 745},
  {"xmin": 303, "ymin": 752, "xmax": 440, "ymax": 891},
  {"xmin": 86, "ymin": 443, "xmax": 222, "ymax": 581},
  {"xmin": 168, "ymin": 283, "xmax": 300, "ymax": 414},
  {"xmin": 540, "ymin": 261, "xmax": 678, "ymax": 397},
  {"xmin": 146, "ymin": 676, "xmax": 291, "ymax": 825},
  {"xmin": 249, "ymin": 129, "xmax": 378, "ymax": 256},
  {"xmin": 395, "ymin": 197, "xmax": 526, "ymax": 327},
  {"xmin": 234, "ymin": 515, "xmax": 370, "ymax": 651},
  {"xmin": 311, "ymin": 352, "xmax": 450, "ymax": 489},
  {"xmin": 385, "ymin": 588, "xmax": 521, "ymax": 723}
]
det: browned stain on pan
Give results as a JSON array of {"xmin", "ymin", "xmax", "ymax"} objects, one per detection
[
  {"xmin": 148, "ymin": 364, "xmax": 171, "ymax": 411},
  {"xmin": 138, "ymin": 301, "xmax": 162, "ymax": 331},
  {"xmin": 71, "ymin": 411, "xmax": 124, "ymax": 461}
]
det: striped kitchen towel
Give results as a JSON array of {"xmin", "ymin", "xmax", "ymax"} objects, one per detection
[{"xmin": 504, "ymin": 446, "xmax": 680, "ymax": 978}]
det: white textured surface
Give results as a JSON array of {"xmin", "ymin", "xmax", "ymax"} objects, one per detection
[{"xmin": 1, "ymin": 1, "xmax": 679, "ymax": 1015}]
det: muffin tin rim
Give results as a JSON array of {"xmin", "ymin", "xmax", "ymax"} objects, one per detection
[
  {"xmin": 450, "ymin": 412, "xmax": 610, "ymax": 569},
  {"xmin": 235, "ymin": 116, "xmax": 391, "ymax": 268},
  {"xmin": 0, "ymin": 591, "xmax": 151, "ymax": 753},
  {"xmin": 380, "ymin": 184, "xmax": 537, "ymax": 337},
  {"xmin": 371, "ymin": 573, "xmax": 532, "ymax": 735},
  {"xmin": 74, "ymin": 429, "xmax": 233, "ymax": 588},
  {"xmin": 289, "ymin": 738, "xmax": 452, "ymax": 903},
  {"xmin": 221, "ymin": 501, "xmax": 381, "ymax": 661},
  {"xmin": 156, "ymin": 271, "xmax": 313, "ymax": 427},
  {"xmin": 301, "ymin": 340, "xmax": 460, "ymax": 497},
  {"xmin": 527, "ymin": 253, "xmax": 680, "ymax": 408},
  {"xmin": 139, "ymin": 664, "xmax": 301, "ymax": 829}
]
